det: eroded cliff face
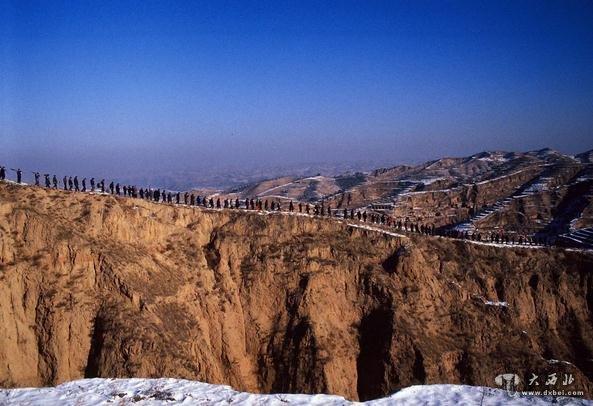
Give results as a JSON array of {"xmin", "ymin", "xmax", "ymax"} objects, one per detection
[{"xmin": 1, "ymin": 183, "xmax": 593, "ymax": 400}]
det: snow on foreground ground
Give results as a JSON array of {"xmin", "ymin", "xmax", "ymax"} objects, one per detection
[{"xmin": 1, "ymin": 378, "xmax": 590, "ymax": 406}]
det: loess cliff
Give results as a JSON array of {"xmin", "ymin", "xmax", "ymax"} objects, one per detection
[{"xmin": 1, "ymin": 182, "xmax": 593, "ymax": 400}]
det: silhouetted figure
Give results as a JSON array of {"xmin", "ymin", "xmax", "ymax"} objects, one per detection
[
  {"xmin": 108, "ymin": 182, "xmax": 113, "ymax": 194},
  {"xmin": 357, "ymin": 211, "xmax": 362, "ymax": 221},
  {"xmin": 13, "ymin": 168, "xmax": 22, "ymax": 184},
  {"xmin": 44, "ymin": 174, "xmax": 50, "ymax": 188},
  {"xmin": 138, "ymin": 188, "xmax": 143, "ymax": 199},
  {"xmin": 216, "ymin": 198, "xmax": 220, "ymax": 209},
  {"xmin": 68, "ymin": 177, "xmax": 73, "ymax": 190},
  {"xmin": 208, "ymin": 198, "xmax": 213, "ymax": 208},
  {"xmin": 350, "ymin": 209, "xmax": 354, "ymax": 219},
  {"xmin": 115, "ymin": 183, "xmax": 120, "ymax": 195},
  {"xmin": 52, "ymin": 175, "xmax": 58, "ymax": 188},
  {"xmin": 90, "ymin": 178, "xmax": 95, "ymax": 191},
  {"xmin": 0, "ymin": 166, "xmax": 5, "ymax": 180},
  {"xmin": 191, "ymin": 194, "xmax": 196, "ymax": 206},
  {"xmin": 362, "ymin": 211, "xmax": 367, "ymax": 222},
  {"xmin": 343, "ymin": 208, "xmax": 348, "ymax": 218},
  {"xmin": 289, "ymin": 201, "xmax": 294, "ymax": 212},
  {"xmin": 224, "ymin": 199, "xmax": 229, "ymax": 209},
  {"xmin": 100, "ymin": 180, "xmax": 105, "ymax": 193},
  {"xmin": 74, "ymin": 176, "xmax": 79, "ymax": 191},
  {"xmin": 175, "ymin": 192, "xmax": 180, "ymax": 204},
  {"xmin": 264, "ymin": 200, "xmax": 269, "ymax": 211},
  {"xmin": 63, "ymin": 176, "xmax": 68, "ymax": 190},
  {"xmin": 168, "ymin": 193, "xmax": 172, "ymax": 203},
  {"xmin": 123, "ymin": 185, "xmax": 128, "ymax": 196},
  {"xmin": 33, "ymin": 172, "xmax": 40, "ymax": 186}
]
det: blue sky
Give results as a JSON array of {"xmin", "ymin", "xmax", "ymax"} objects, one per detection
[{"xmin": 1, "ymin": 0, "xmax": 593, "ymax": 179}]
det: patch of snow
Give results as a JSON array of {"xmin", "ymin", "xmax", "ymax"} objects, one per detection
[
  {"xmin": 1, "ymin": 379, "xmax": 588, "ymax": 406},
  {"xmin": 478, "ymin": 156, "xmax": 509, "ymax": 163},
  {"xmin": 547, "ymin": 359, "xmax": 573, "ymax": 366},
  {"xmin": 302, "ymin": 175, "xmax": 326, "ymax": 181},
  {"xmin": 460, "ymin": 238, "xmax": 545, "ymax": 250},
  {"xmin": 399, "ymin": 187, "xmax": 461, "ymax": 196},
  {"xmin": 484, "ymin": 301, "xmax": 509, "ymax": 307},
  {"xmin": 407, "ymin": 178, "xmax": 446, "ymax": 185},
  {"xmin": 569, "ymin": 218, "xmax": 579, "ymax": 232},
  {"xmin": 476, "ymin": 168, "xmax": 534, "ymax": 186},
  {"xmin": 522, "ymin": 177, "xmax": 552, "ymax": 194}
]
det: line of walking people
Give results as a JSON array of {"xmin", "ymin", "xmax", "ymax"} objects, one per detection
[{"xmin": 0, "ymin": 164, "xmax": 545, "ymax": 246}]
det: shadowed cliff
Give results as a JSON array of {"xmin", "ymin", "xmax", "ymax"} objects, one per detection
[{"xmin": 1, "ymin": 182, "xmax": 593, "ymax": 400}]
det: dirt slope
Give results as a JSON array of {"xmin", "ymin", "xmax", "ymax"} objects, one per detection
[{"xmin": 1, "ymin": 182, "xmax": 593, "ymax": 400}]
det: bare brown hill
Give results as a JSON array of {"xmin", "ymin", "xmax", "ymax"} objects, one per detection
[{"xmin": 1, "ymin": 182, "xmax": 593, "ymax": 400}]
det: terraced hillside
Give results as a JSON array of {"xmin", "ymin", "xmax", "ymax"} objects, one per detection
[{"xmin": 219, "ymin": 148, "xmax": 593, "ymax": 247}]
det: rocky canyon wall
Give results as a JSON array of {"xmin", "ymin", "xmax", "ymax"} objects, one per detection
[{"xmin": 1, "ymin": 183, "xmax": 593, "ymax": 400}]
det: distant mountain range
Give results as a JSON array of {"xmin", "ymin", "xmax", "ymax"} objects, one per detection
[{"xmin": 216, "ymin": 147, "xmax": 593, "ymax": 247}]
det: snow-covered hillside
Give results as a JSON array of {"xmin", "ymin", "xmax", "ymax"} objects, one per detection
[{"xmin": 0, "ymin": 378, "xmax": 589, "ymax": 405}]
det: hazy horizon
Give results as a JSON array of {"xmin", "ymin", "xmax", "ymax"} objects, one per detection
[{"xmin": 2, "ymin": 1, "xmax": 593, "ymax": 184}]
